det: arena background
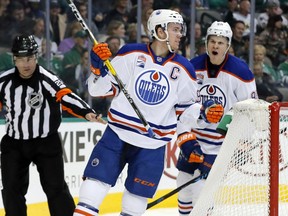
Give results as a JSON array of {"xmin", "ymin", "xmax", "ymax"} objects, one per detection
[{"xmin": 0, "ymin": 0, "xmax": 288, "ymax": 214}]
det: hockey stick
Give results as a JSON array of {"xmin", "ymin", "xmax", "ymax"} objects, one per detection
[
  {"xmin": 146, "ymin": 171, "xmax": 208, "ymax": 209},
  {"xmin": 66, "ymin": 0, "xmax": 155, "ymax": 138},
  {"xmin": 148, "ymin": 126, "xmax": 288, "ymax": 209}
]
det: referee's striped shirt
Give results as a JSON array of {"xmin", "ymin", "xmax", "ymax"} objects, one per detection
[{"xmin": 0, "ymin": 65, "xmax": 94, "ymax": 140}]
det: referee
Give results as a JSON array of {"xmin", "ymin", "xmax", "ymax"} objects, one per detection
[{"xmin": 0, "ymin": 34, "xmax": 105, "ymax": 216}]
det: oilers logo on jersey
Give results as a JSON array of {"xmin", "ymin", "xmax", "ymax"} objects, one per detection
[
  {"xmin": 198, "ymin": 84, "xmax": 226, "ymax": 107},
  {"xmin": 135, "ymin": 69, "xmax": 170, "ymax": 105}
]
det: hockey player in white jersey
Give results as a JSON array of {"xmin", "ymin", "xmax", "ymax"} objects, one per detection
[
  {"xmin": 176, "ymin": 21, "xmax": 258, "ymax": 216},
  {"xmin": 73, "ymin": 10, "xmax": 224, "ymax": 216}
]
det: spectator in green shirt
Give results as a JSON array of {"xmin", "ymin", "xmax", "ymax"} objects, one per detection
[
  {"xmin": 62, "ymin": 30, "xmax": 88, "ymax": 70},
  {"xmin": 0, "ymin": 52, "xmax": 14, "ymax": 72}
]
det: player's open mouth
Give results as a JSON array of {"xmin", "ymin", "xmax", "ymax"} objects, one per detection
[{"xmin": 212, "ymin": 51, "xmax": 218, "ymax": 55}]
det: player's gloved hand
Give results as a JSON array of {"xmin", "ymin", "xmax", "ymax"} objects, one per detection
[
  {"xmin": 90, "ymin": 43, "xmax": 112, "ymax": 76},
  {"xmin": 176, "ymin": 132, "xmax": 204, "ymax": 163},
  {"xmin": 200, "ymin": 99, "xmax": 224, "ymax": 123},
  {"xmin": 93, "ymin": 43, "xmax": 112, "ymax": 60}
]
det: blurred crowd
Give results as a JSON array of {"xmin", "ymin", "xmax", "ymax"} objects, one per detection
[{"xmin": 0, "ymin": 0, "xmax": 287, "ymax": 117}]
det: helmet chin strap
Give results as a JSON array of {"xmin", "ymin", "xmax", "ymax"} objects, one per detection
[
  {"xmin": 154, "ymin": 30, "xmax": 175, "ymax": 53},
  {"xmin": 164, "ymin": 30, "xmax": 175, "ymax": 53},
  {"xmin": 166, "ymin": 40, "xmax": 174, "ymax": 53}
]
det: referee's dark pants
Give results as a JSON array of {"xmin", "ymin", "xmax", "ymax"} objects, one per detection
[{"xmin": 1, "ymin": 133, "xmax": 75, "ymax": 216}]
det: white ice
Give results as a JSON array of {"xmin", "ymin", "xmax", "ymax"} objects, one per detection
[{"xmin": 102, "ymin": 207, "xmax": 178, "ymax": 215}]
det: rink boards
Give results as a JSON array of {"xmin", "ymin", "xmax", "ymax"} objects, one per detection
[{"xmin": 0, "ymin": 119, "xmax": 179, "ymax": 215}]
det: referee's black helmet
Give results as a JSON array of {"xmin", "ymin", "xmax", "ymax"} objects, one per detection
[{"xmin": 11, "ymin": 35, "xmax": 38, "ymax": 57}]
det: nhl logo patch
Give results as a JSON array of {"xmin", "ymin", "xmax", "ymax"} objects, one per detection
[
  {"xmin": 27, "ymin": 92, "xmax": 42, "ymax": 109},
  {"xmin": 91, "ymin": 158, "xmax": 100, "ymax": 167}
]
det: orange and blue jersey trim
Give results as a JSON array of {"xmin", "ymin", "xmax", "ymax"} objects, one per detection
[{"xmin": 108, "ymin": 108, "xmax": 176, "ymax": 141}]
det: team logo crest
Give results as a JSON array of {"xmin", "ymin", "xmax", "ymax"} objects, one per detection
[
  {"xmin": 135, "ymin": 69, "xmax": 170, "ymax": 105},
  {"xmin": 27, "ymin": 92, "xmax": 42, "ymax": 109},
  {"xmin": 198, "ymin": 84, "xmax": 226, "ymax": 107}
]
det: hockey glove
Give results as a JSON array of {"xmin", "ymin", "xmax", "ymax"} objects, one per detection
[
  {"xmin": 200, "ymin": 99, "xmax": 224, "ymax": 123},
  {"xmin": 90, "ymin": 43, "xmax": 112, "ymax": 76},
  {"xmin": 176, "ymin": 132, "xmax": 204, "ymax": 163}
]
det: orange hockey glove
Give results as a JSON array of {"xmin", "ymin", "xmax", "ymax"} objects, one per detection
[
  {"xmin": 201, "ymin": 99, "xmax": 224, "ymax": 123},
  {"xmin": 90, "ymin": 43, "xmax": 112, "ymax": 76},
  {"xmin": 92, "ymin": 43, "xmax": 112, "ymax": 61},
  {"xmin": 176, "ymin": 132, "xmax": 204, "ymax": 163}
]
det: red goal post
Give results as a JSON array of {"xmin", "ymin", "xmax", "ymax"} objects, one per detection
[{"xmin": 190, "ymin": 99, "xmax": 288, "ymax": 216}]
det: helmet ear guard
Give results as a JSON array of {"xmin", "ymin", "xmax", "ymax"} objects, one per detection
[{"xmin": 11, "ymin": 35, "xmax": 38, "ymax": 57}]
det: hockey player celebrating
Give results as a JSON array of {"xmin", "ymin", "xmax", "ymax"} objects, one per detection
[
  {"xmin": 176, "ymin": 21, "xmax": 258, "ymax": 216},
  {"xmin": 73, "ymin": 10, "xmax": 223, "ymax": 216}
]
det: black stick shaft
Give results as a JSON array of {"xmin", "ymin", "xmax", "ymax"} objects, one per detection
[
  {"xmin": 146, "ymin": 172, "xmax": 207, "ymax": 209},
  {"xmin": 65, "ymin": 0, "xmax": 155, "ymax": 137}
]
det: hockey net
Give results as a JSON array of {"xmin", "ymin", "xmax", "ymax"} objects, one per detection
[{"xmin": 190, "ymin": 99, "xmax": 288, "ymax": 216}]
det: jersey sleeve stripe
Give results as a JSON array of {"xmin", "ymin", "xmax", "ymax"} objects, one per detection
[
  {"xmin": 56, "ymin": 88, "xmax": 72, "ymax": 102},
  {"xmin": 192, "ymin": 129, "xmax": 225, "ymax": 139},
  {"xmin": 108, "ymin": 109, "xmax": 176, "ymax": 138},
  {"xmin": 61, "ymin": 105, "xmax": 84, "ymax": 119}
]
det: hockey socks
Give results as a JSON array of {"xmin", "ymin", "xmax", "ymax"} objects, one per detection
[{"xmin": 74, "ymin": 202, "xmax": 99, "ymax": 216}]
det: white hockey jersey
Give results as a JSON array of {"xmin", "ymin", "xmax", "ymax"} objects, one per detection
[
  {"xmin": 190, "ymin": 53, "xmax": 258, "ymax": 154},
  {"xmin": 87, "ymin": 43, "xmax": 200, "ymax": 149}
]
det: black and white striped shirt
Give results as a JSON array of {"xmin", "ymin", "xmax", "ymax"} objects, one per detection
[{"xmin": 0, "ymin": 65, "xmax": 94, "ymax": 140}]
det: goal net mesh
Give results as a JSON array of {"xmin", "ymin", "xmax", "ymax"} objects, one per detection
[{"xmin": 189, "ymin": 99, "xmax": 288, "ymax": 216}]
